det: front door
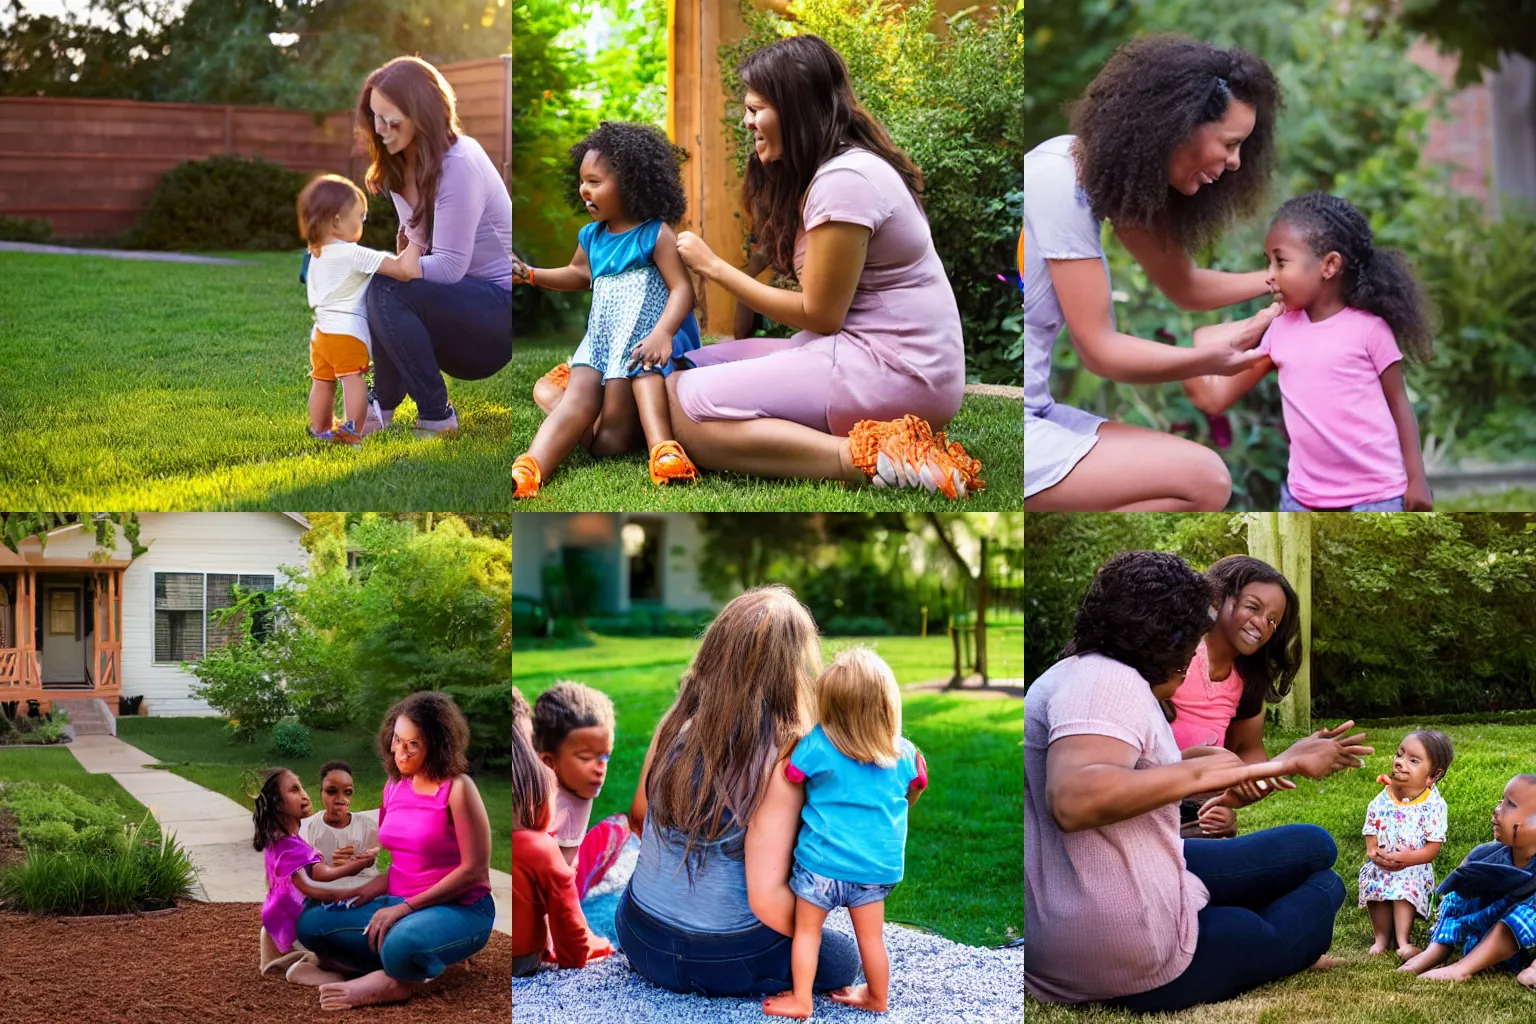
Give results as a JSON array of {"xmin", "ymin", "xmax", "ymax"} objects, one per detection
[{"xmin": 39, "ymin": 585, "xmax": 86, "ymax": 685}]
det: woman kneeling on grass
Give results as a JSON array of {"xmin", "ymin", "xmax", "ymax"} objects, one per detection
[
  {"xmin": 292, "ymin": 691, "xmax": 495, "ymax": 1010},
  {"xmin": 1026, "ymin": 550, "xmax": 1374, "ymax": 1012}
]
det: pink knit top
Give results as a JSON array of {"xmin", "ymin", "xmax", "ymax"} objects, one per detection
[{"xmin": 378, "ymin": 775, "xmax": 490, "ymax": 904}]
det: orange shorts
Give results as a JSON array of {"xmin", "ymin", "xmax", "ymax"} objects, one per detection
[{"xmin": 310, "ymin": 330, "xmax": 369, "ymax": 382}]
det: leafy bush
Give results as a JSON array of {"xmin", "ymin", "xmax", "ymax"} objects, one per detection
[
  {"xmin": 0, "ymin": 814, "xmax": 196, "ymax": 915},
  {"xmin": 268, "ymin": 717, "xmax": 312, "ymax": 760},
  {"xmin": 444, "ymin": 683, "xmax": 511, "ymax": 772},
  {"xmin": 1025, "ymin": 513, "xmax": 1536, "ymax": 716},
  {"xmin": 0, "ymin": 781, "xmax": 128, "ymax": 857},
  {"xmin": 0, "ymin": 214, "xmax": 52, "ymax": 243},
  {"xmin": 126, "ymin": 154, "xmax": 308, "ymax": 251},
  {"xmin": 723, "ymin": 0, "xmax": 1025, "ymax": 383},
  {"xmin": 585, "ymin": 609, "xmax": 716, "ymax": 638},
  {"xmin": 821, "ymin": 615, "xmax": 895, "ymax": 636},
  {"xmin": 187, "ymin": 631, "xmax": 295, "ymax": 742}
]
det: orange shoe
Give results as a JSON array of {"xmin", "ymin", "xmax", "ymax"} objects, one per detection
[
  {"xmin": 541, "ymin": 364, "xmax": 571, "ymax": 390},
  {"xmin": 513, "ymin": 454, "xmax": 542, "ymax": 499},
  {"xmin": 847, "ymin": 415, "xmax": 984, "ymax": 499},
  {"xmin": 648, "ymin": 440, "xmax": 699, "ymax": 486}
]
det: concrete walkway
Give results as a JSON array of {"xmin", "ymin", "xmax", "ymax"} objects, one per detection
[
  {"xmin": 67, "ymin": 734, "xmax": 511, "ymax": 933},
  {"xmin": 0, "ymin": 241, "xmax": 256, "ymax": 265}
]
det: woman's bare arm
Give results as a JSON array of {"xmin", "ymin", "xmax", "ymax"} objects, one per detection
[
  {"xmin": 744, "ymin": 758, "xmax": 804, "ymax": 937},
  {"xmin": 680, "ymin": 223, "xmax": 869, "ymax": 335},
  {"xmin": 1115, "ymin": 223, "xmax": 1271, "ymax": 311},
  {"xmin": 628, "ymin": 727, "xmax": 663, "ymax": 837}
]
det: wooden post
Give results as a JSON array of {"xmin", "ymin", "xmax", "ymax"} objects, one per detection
[
  {"xmin": 976, "ymin": 536, "xmax": 989, "ymax": 686},
  {"xmin": 670, "ymin": 0, "xmax": 751, "ymax": 335},
  {"xmin": 1279, "ymin": 514, "xmax": 1312, "ymax": 733}
]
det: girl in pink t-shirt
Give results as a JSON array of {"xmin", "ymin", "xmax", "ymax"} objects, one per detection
[{"xmin": 1184, "ymin": 192, "xmax": 1436, "ymax": 511}]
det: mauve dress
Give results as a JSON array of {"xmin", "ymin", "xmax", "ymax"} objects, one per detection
[{"xmin": 674, "ymin": 148, "xmax": 965, "ymax": 437}]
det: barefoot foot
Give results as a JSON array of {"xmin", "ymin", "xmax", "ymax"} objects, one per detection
[
  {"xmin": 288, "ymin": 957, "xmax": 348, "ymax": 986},
  {"xmin": 1397, "ymin": 944, "xmax": 1422, "ymax": 961},
  {"xmin": 828, "ymin": 984, "xmax": 889, "ymax": 1012},
  {"xmin": 1310, "ymin": 955, "xmax": 1345, "ymax": 970},
  {"xmin": 1368, "ymin": 939, "xmax": 1390, "ymax": 955},
  {"xmin": 318, "ymin": 970, "xmax": 419, "ymax": 1010},
  {"xmin": 1419, "ymin": 965, "xmax": 1470, "ymax": 982},
  {"xmin": 1517, "ymin": 963, "xmax": 1536, "ymax": 990},
  {"xmin": 762, "ymin": 991, "xmax": 814, "ymax": 1018}
]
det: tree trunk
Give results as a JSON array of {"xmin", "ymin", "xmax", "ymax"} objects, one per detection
[
  {"xmin": 976, "ymin": 535, "xmax": 989, "ymax": 686},
  {"xmin": 1278, "ymin": 514, "xmax": 1312, "ymax": 733},
  {"xmin": 1489, "ymin": 51, "xmax": 1536, "ymax": 215}
]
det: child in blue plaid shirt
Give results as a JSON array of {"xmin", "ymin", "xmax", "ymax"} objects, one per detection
[{"xmin": 1400, "ymin": 774, "xmax": 1536, "ymax": 987}]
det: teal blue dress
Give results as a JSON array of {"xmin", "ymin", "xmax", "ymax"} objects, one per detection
[{"xmin": 570, "ymin": 219, "xmax": 701, "ymax": 380}]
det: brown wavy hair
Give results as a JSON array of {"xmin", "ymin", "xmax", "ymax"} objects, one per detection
[
  {"xmin": 512, "ymin": 687, "xmax": 553, "ymax": 832},
  {"xmin": 645, "ymin": 585, "xmax": 821, "ymax": 877},
  {"xmin": 355, "ymin": 56, "xmax": 462, "ymax": 246},
  {"xmin": 737, "ymin": 34, "xmax": 924, "ymax": 276},
  {"xmin": 377, "ymin": 690, "xmax": 470, "ymax": 782},
  {"xmin": 296, "ymin": 174, "xmax": 365, "ymax": 257}
]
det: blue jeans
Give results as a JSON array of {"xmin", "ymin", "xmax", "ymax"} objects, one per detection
[
  {"xmin": 1280, "ymin": 481, "xmax": 1404, "ymax": 512},
  {"xmin": 1108, "ymin": 824, "xmax": 1345, "ymax": 1013},
  {"xmin": 614, "ymin": 885, "xmax": 861, "ymax": 997},
  {"xmin": 365, "ymin": 275, "xmax": 511, "ymax": 421},
  {"xmin": 295, "ymin": 894, "xmax": 496, "ymax": 983}
]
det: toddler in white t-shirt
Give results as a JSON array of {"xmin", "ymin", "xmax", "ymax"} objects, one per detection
[
  {"xmin": 296, "ymin": 174, "xmax": 422, "ymax": 444},
  {"xmin": 298, "ymin": 759, "xmax": 380, "ymax": 892}
]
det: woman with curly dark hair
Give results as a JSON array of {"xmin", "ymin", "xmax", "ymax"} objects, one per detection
[
  {"xmin": 352, "ymin": 57, "xmax": 512, "ymax": 438},
  {"xmin": 655, "ymin": 34, "xmax": 982, "ymax": 499},
  {"xmin": 1027, "ymin": 550, "xmax": 1374, "ymax": 1011},
  {"xmin": 512, "ymin": 121, "xmax": 703, "ymax": 498},
  {"xmin": 1024, "ymin": 35, "xmax": 1288, "ymax": 512},
  {"xmin": 292, "ymin": 691, "xmax": 494, "ymax": 1010},
  {"xmin": 1184, "ymin": 193, "xmax": 1438, "ymax": 511}
]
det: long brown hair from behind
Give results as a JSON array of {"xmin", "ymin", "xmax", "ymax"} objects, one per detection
[
  {"xmin": 737, "ymin": 34, "xmax": 924, "ymax": 276},
  {"xmin": 355, "ymin": 56, "xmax": 462, "ymax": 245},
  {"xmin": 646, "ymin": 585, "xmax": 821, "ymax": 874},
  {"xmin": 512, "ymin": 687, "xmax": 553, "ymax": 832},
  {"xmin": 817, "ymin": 647, "xmax": 902, "ymax": 768}
]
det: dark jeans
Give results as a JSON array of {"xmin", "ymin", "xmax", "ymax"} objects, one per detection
[
  {"xmin": 295, "ymin": 893, "xmax": 496, "ymax": 983},
  {"xmin": 365, "ymin": 274, "xmax": 511, "ymax": 421},
  {"xmin": 614, "ymin": 886, "xmax": 861, "ymax": 997},
  {"xmin": 1108, "ymin": 824, "xmax": 1345, "ymax": 1013}
]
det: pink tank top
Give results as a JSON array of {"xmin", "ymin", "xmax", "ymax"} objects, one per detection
[{"xmin": 378, "ymin": 775, "xmax": 491, "ymax": 904}]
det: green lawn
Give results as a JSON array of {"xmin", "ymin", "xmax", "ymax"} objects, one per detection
[
  {"xmin": 0, "ymin": 746, "xmax": 149, "ymax": 819},
  {"xmin": 0, "ymin": 251, "xmax": 508, "ymax": 509},
  {"xmin": 1027, "ymin": 711, "xmax": 1536, "ymax": 1024},
  {"xmin": 513, "ymin": 633, "xmax": 1023, "ymax": 946},
  {"xmin": 1438, "ymin": 488, "xmax": 1536, "ymax": 511},
  {"xmin": 117, "ymin": 718, "xmax": 510, "ymax": 874},
  {"xmin": 511, "ymin": 335, "xmax": 1022, "ymax": 510}
]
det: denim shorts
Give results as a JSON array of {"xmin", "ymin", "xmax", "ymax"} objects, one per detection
[
  {"xmin": 789, "ymin": 861, "xmax": 895, "ymax": 912},
  {"xmin": 1280, "ymin": 480, "xmax": 1404, "ymax": 512}
]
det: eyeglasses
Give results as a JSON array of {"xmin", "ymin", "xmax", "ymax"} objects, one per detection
[
  {"xmin": 391, "ymin": 735, "xmax": 424, "ymax": 757},
  {"xmin": 372, "ymin": 113, "xmax": 405, "ymax": 133}
]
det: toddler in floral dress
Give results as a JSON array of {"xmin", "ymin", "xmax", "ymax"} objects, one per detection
[{"xmin": 1360, "ymin": 730, "xmax": 1453, "ymax": 958}]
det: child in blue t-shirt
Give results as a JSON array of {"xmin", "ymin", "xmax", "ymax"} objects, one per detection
[{"xmin": 763, "ymin": 647, "xmax": 928, "ymax": 1019}]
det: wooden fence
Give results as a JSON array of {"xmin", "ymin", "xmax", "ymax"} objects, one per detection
[{"xmin": 0, "ymin": 56, "xmax": 510, "ymax": 240}]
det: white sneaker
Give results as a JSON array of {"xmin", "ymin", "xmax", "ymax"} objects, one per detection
[{"xmin": 412, "ymin": 407, "xmax": 459, "ymax": 439}]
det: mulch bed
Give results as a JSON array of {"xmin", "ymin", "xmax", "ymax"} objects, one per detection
[{"xmin": 0, "ymin": 901, "xmax": 511, "ymax": 1023}]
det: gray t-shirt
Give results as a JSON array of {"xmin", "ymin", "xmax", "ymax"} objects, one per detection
[
  {"xmin": 1025, "ymin": 653, "xmax": 1209, "ymax": 1003},
  {"xmin": 628, "ymin": 813, "xmax": 758, "ymax": 934}
]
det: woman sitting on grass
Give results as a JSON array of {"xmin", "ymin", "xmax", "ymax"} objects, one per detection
[
  {"xmin": 1026, "ymin": 550, "xmax": 1374, "ymax": 1012},
  {"xmin": 615, "ymin": 585, "xmax": 864, "ymax": 998}
]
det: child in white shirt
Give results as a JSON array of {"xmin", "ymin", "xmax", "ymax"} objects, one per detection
[
  {"xmin": 298, "ymin": 759, "xmax": 380, "ymax": 891},
  {"xmin": 296, "ymin": 173, "xmax": 422, "ymax": 443}
]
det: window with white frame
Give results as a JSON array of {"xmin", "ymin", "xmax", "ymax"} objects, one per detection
[{"xmin": 154, "ymin": 572, "xmax": 275, "ymax": 663}]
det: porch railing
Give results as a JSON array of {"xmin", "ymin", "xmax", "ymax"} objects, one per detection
[{"xmin": 0, "ymin": 648, "xmax": 41, "ymax": 687}]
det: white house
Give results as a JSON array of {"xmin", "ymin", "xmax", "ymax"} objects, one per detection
[
  {"xmin": 0, "ymin": 513, "xmax": 310, "ymax": 718},
  {"xmin": 512, "ymin": 513, "xmax": 720, "ymax": 614}
]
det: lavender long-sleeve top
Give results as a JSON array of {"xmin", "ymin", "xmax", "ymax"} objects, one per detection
[{"xmin": 390, "ymin": 135, "xmax": 512, "ymax": 290}]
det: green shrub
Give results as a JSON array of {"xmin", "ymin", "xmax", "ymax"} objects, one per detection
[
  {"xmin": 821, "ymin": 615, "xmax": 895, "ymax": 636},
  {"xmin": 127, "ymin": 154, "xmax": 309, "ymax": 251},
  {"xmin": 0, "ymin": 214, "xmax": 52, "ymax": 243},
  {"xmin": 443, "ymin": 682, "xmax": 511, "ymax": 772},
  {"xmin": 722, "ymin": 0, "xmax": 1024, "ymax": 383},
  {"xmin": 0, "ymin": 813, "xmax": 196, "ymax": 915},
  {"xmin": 188, "ymin": 629, "xmax": 295, "ymax": 742},
  {"xmin": 268, "ymin": 717, "xmax": 312, "ymax": 760},
  {"xmin": 585, "ymin": 609, "xmax": 715, "ymax": 638},
  {"xmin": 0, "ymin": 781, "xmax": 128, "ymax": 857}
]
